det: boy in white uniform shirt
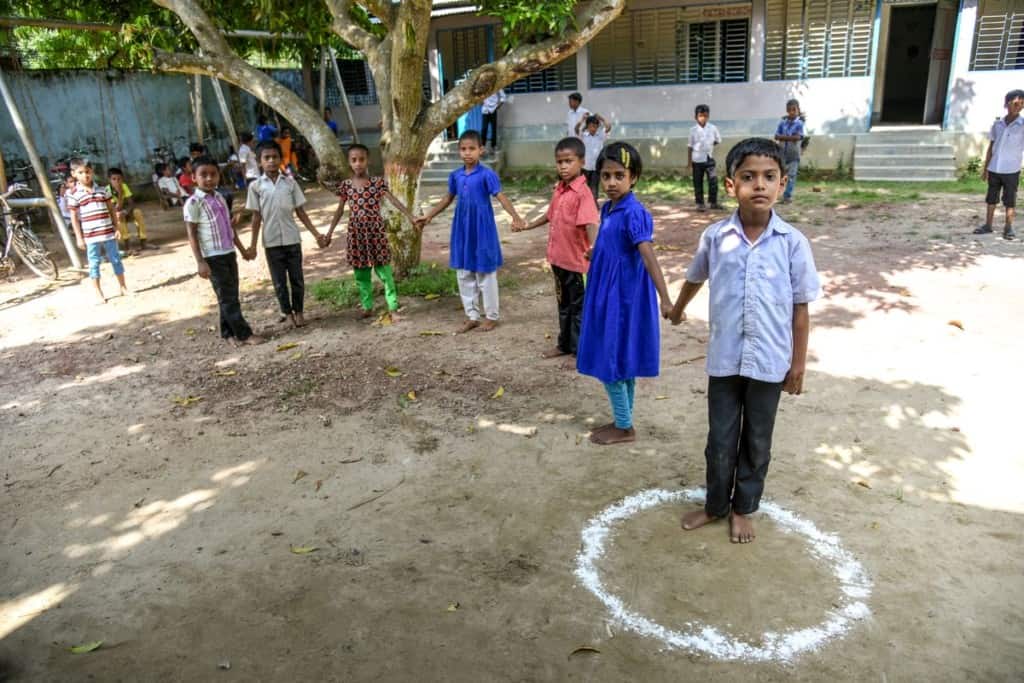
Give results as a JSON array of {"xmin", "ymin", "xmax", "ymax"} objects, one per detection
[
  {"xmin": 577, "ymin": 114, "xmax": 612, "ymax": 200},
  {"xmin": 689, "ymin": 104, "xmax": 722, "ymax": 211},
  {"xmin": 973, "ymin": 89, "xmax": 1024, "ymax": 241},
  {"xmin": 566, "ymin": 92, "xmax": 590, "ymax": 139}
]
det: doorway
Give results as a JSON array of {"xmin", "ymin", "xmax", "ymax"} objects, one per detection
[{"xmin": 880, "ymin": 4, "xmax": 937, "ymax": 123}]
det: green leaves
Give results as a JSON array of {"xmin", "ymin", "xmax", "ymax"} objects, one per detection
[{"xmin": 479, "ymin": 0, "xmax": 579, "ymax": 52}]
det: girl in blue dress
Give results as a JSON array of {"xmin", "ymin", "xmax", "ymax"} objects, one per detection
[
  {"xmin": 577, "ymin": 142, "xmax": 674, "ymax": 445},
  {"xmin": 417, "ymin": 130, "xmax": 525, "ymax": 333}
]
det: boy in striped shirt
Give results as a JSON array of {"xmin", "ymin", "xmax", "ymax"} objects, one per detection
[{"xmin": 67, "ymin": 158, "xmax": 128, "ymax": 303}]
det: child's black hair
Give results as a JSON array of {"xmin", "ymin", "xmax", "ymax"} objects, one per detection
[
  {"xmin": 584, "ymin": 115, "xmax": 600, "ymax": 127},
  {"xmin": 695, "ymin": 104, "xmax": 710, "ymax": 116},
  {"xmin": 554, "ymin": 136, "xmax": 585, "ymax": 159},
  {"xmin": 189, "ymin": 142, "xmax": 206, "ymax": 155},
  {"xmin": 108, "ymin": 167, "xmax": 124, "ymax": 177},
  {"xmin": 568, "ymin": 92, "xmax": 583, "ymax": 104},
  {"xmin": 256, "ymin": 140, "xmax": 282, "ymax": 157},
  {"xmin": 347, "ymin": 143, "xmax": 370, "ymax": 158},
  {"xmin": 191, "ymin": 155, "xmax": 219, "ymax": 173},
  {"xmin": 725, "ymin": 137, "xmax": 785, "ymax": 178},
  {"xmin": 785, "ymin": 98, "xmax": 801, "ymax": 110},
  {"xmin": 1005, "ymin": 89, "xmax": 1024, "ymax": 104},
  {"xmin": 596, "ymin": 141, "xmax": 642, "ymax": 181},
  {"xmin": 240, "ymin": 132, "xmax": 254, "ymax": 143},
  {"xmin": 257, "ymin": 114, "xmax": 268, "ymax": 125},
  {"xmin": 155, "ymin": 163, "xmax": 166, "ymax": 175},
  {"xmin": 458, "ymin": 129, "xmax": 483, "ymax": 146},
  {"xmin": 69, "ymin": 157, "xmax": 90, "ymax": 171},
  {"xmin": 178, "ymin": 156, "xmax": 192, "ymax": 168}
]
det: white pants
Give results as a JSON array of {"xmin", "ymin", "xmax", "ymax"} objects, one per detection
[{"xmin": 456, "ymin": 269, "xmax": 499, "ymax": 321}]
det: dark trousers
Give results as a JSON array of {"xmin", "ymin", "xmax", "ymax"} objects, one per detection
[
  {"xmin": 704, "ymin": 375, "xmax": 783, "ymax": 517},
  {"xmin": 552, "ymin": 264, "xmax": 585, "ymax": 355},
  {"xmin": 265, "ymin": 244, "xmax": 304, "ymax": 314},
  {"xmin": 692, "ymin": 160, "xmax": 718, "ymax": 205},
  {"xmin": 206, "ymin": 252, "xmax": 253, "ymax": 341},
  {"xmin": 481, "ymin": 112, "xmax": 498, "ymax": 147},
  {"xmin": 583, "ymin": 169, "xmax": 600, "ymax": 201}
]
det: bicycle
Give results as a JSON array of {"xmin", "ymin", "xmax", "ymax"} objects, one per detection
[{"xmin": 0, "ymin": 183, "xmax": 59, "ymax": 280}]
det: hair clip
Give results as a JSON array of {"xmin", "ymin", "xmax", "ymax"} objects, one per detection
[{"xmin": 619, "ymin": 148, "xmax": 631, "ymax": 168}]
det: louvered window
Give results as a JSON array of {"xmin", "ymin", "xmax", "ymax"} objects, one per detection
[
  {"xmin": 506, "ymin": 59, "xmax": 578, "ymax": 93},
  {"xmin": 589, "ymin": 4, "xmax": 751, "ymax": 87},
  {"xmin": 438, "ymin": 26, "xmax": 491, "ymax": 89},
  {"xmin": 763, "ymin": 0, "xmax": 875, "ymax": 80},
  {"xmin": 970, "ymin": 0, "xmax": 1024, "ymax": 70}
]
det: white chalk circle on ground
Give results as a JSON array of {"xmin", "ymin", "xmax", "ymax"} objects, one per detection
[{"xmin": 574, "ymin": 487, "xmax": 872, "ymax": 662}]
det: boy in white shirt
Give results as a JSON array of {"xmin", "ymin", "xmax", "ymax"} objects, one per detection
[
  {"xmin": 973, "ymin": 89, "xmax": 1024, "ymax": 241},
  {"xmin": 566, "ymin": 92, "xmax": 590, "ymax": 139},
  {"xmin": 577, "ymin": 114, "xmax": 612, "ymax": 200},
  {"xmin": 157, "ymin": 164, "xmax": 187, "ymax": 206},
  {"xmin": 689, "ymin": 104, "xmax": 722, "ymax": 211},
  {"xmin": 237, "ymin": 132, "xmax": 259, "ymax": 186}
]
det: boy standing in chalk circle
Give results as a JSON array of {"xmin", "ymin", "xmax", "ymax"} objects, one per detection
[{"xmin": 671, "ymin": 138, "xmax": 820, "ymax": 543}]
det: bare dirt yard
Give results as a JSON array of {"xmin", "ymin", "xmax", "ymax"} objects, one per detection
[{"xmin": 1, "ymin": 181, "xmax": 1022, "ymax": 681}]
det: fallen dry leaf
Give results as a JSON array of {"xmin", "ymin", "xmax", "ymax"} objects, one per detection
[
  {"xmin": 446, "ymin": 602, "xmax": 460, "ymax": 612},
  {"xmin": 185, "ymin": 328, "xmax": 196, "ymax": 337},
  {"xmin": 406, "ymin": 390, "xmax": 417, "ymax": 401},
  {"xmin": 213, "ymin": 369, "xmax": 237, "ymax": 377},
  {"xmin": 423, "ymin": 293, "xmax": 440, "ymax": 300},
  {"xmin": 947, "ymin": 320, "xmax": 964, "ymax": 331},
  {"xmin": 385, "ymin": 367, "xmax": 403, "ymax": 377},
  {"xmin": 314, "ymin": 479, "xmax": 322, "ymax": 492},
  {"xmin": 419, "ymin": 330, "xmax": 445, "ymax": 336},
  {"xmin": 655, "ymin": 395, "xmax": 669, "ymax": 400},
  {"xmin": 568, "ymin": 646, "xmax": 601, "ymax": 658},
  {"xmin": 70, "ymin": 641, "xmax": 103, "ymax": 654},
  {"xmin": 855, "ymin": 480, "xmax": 872, "ymax": 489},
  {"xmin": 276, "ymin": 342, "xmax": 299, "ymax": 352},
  {"xmin": 491, "ymin": 386, "xmax": 505, "ymax": 400},
  {"xmin": 293, "ymin": 469, "xmax": 308, "ymax": 484},
  {"xmin": 171, "ymin": 395, "xmax": 203, "ymax": 407},
  {"xmin": 289, "ymin": 545, "xmax": 318, "ymax": 554},
  {"xmin": 289, "ymin": 352, "xmax": 303, "ymax": 361}
]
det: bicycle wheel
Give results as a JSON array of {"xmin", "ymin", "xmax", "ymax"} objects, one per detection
[{"xmin": 11, "ymin": 226, "xmax": 58, "ymax": 280}]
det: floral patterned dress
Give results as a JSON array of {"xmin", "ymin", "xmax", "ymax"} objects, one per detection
[{"xmin": 337, "ymin": 176, "xmax": 391, "ymax": 268}]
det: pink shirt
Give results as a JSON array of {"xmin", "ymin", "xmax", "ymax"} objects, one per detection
[{"xmin": 546, "ymin": 174, "xmax": 599, "ymax": 274}]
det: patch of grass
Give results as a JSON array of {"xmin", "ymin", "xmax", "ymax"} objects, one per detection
[
  {"xmin": 396, "ymin": 263, "xmax": 459, "ymax": 297},
  {"xmin": 312, "ymin": 262, "xmax": 516, "ymax": 309},
  {"xmin": 310, "ymin": 277, "xmax": 361, "ymax": 308}
]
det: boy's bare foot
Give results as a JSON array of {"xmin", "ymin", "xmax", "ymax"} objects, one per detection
[
  {"xmin": 293, "ymin": 312, "xmax": 307, "ymax": 327},
  {"xmin": 386, "ymin": 310, "xmax": 401, "ymax": 323},
  {"xmin": 479, "ymin": 319, "xmax": 499, "ymax": 332},
  {"xmin": 456, "ymin": 319, "xmax": 479, "ymax": 334},
  {"xmin": 681, "ymin": 509, "xmax": 718, "ymax": 531},
  {"xmin": 360, "ymin": 308, "xmax": 374, "ymax": 319},
  {"xmin": 729, "ymin": 512, "xmax": 756, "ymax": 543},
  {"xmin": 542, "ymin": 347, "xmax": 568, "ymax": 359},
  {"xmin": 590, "ymin": 426, "xmax": 635, "ymax": 445},
  {"xmin": 239, "ymin": 335, "xmax": 265, "ymax": 346},
  {"xmin": 120, "ymin": 287, "xmax": 130, "ymax": 297}
]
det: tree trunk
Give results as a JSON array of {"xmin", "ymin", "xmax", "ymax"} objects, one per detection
[
  {"xmin": 301, "ymin": 48, "xmax": 315, "ymax": 107},
  {"xmin": 383, "ymin": 146, "xmax": 427, "ymax": 277}
]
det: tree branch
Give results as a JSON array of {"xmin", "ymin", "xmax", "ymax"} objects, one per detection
[
  {"xmin": 422, "ymin": 0, "xmax": 626, "ymax": 135},
  {"xmin": 153, "ymin": 0, "xmax": 235, "ymax": 57},
  {"xmin": 325, "ymin": 0, "xmax": 381, "ymax": 52},
  {"xmin": 360, "ymin": 0, "xmax": 396, "ymax": 28}
]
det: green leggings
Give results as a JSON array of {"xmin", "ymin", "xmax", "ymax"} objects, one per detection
[{"xmin": 354, "ymin": 264, "xmax": 398, "ymax": 311}]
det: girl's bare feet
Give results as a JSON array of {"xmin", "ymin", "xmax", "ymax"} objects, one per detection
[
  {"xmin": 681, "ymin": 509, "xmax": 718, "ymax": 531},
  {"xmin": 386, "ymin": 310, "xmax": 400, "ymax": 323},
  {"xmin": 729, "ymin": 513, "xmax": 755, "ymax": 543},
  {"xmin": 293, "ymin": 312, "xmax": 307, "ymax": 327},
  {"xmin": 456, "ymin": 319, "xmax": 479, "ymax": 334},
  {"xmin": 360, "ymin": 308, "xmax": 374, "ymax": 319},
  {"xmin": 590, "ymin": 426, "xmax": 636, "ymax": 445},
  {"xmin": 542, "ymin": 347, "xmax": 568, "ymax": 359},
  {"xmin": 239, "ymin": 335, "xmax": 265, "ymax": 346},
  {"xmin": 479, "ymin": 319, "xmax": 499, "ymax": 332}
]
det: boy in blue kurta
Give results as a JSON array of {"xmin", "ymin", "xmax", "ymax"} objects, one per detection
[
  {"xmin": 577, "ymin": 142, "xmax": 674, "ymax": 445},
  {"xmin": 417, "ymin": 130, "xmax": 525, "ymax": 333}
]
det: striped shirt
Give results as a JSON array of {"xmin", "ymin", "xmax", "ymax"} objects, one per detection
[
  {"xmin": 184, "ymin": 188, "xmax": 235, "ymax": 258},
  {"xmin": 66, "ymin": 183, "xmax": 117, "ymax": 245}
]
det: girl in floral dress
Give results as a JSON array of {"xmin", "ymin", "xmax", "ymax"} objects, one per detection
[{"xmin": 326, "ymin": 144, "xmax": 416, "ymax": 321}]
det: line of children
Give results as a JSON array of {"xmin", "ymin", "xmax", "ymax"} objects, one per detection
[
  {"xmin": 416, "ymin": 130, "xmax": 526, "ymax": 333},
  {"xmin": 66, "ymin": 158, "xmax": 129, "ymax": 303},
  {"xmin": 973, "ymin": 89, "xmax": 1024, "ymax": 241},
  {"xmin": 327, "ymin": 143, "xmax": 416, "ymax": 322},
  {"xmin": 514, "ymin": 137, "xmax": 600, "ymax": 359}
]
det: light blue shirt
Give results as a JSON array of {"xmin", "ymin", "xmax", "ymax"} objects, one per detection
[{"xmin": 686, "ymin": 211, "xmax": 821, "ymax": 383}]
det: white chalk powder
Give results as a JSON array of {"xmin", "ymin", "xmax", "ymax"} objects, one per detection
[{"xmin": 574, "ymin": 487, "xmax": 872, "ymax": 662}]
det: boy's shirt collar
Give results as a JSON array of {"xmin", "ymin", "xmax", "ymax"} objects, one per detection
[
  {"xmin": 719, "ymin": 209, "xmax": 791, "ymax": 241},
  {"xmin": 556, "ymin": 173, "xmax": 588, "ymax": 194}
]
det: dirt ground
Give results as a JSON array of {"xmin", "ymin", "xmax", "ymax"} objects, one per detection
[{"xmin": 1, "ymin": 183, "xmax": 1022, "ymax": 682}]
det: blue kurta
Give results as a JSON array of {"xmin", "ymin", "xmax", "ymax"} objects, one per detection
[
  {"xmin": 576, "ymin": 192, "xmax": 660, "ymax": 384},
  {"xmin": 448, "ymin": 165, "xmax": 503, "ymax": 273}
]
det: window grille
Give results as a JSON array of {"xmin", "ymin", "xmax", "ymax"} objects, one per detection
[
  {"xmin": 763, "ymin": 0, "xmax": 875, "ymax": 80},
  {"xmin": 970, "ymin": 0, "xmax": 1024, "ymax": 70}
]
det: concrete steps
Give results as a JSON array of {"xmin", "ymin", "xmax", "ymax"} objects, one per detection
[
  {"xmin": 854, "ymin": 127, "xmax": 957, "ymax": 182},
  {"xmin": 420, "ymin": 138, "xmax": 503, "ymax": 185}
]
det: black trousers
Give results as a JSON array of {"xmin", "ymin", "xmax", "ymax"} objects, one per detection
[
  {"xmin": 692, "ymin": 160, "xmax": 718, "ymax": 205},
  {"xmin": 206, "ymin": 252, "xmax": 253, "ymax": 341},
  {"xmin": 481, "ymin": 112, "xmax": 499, "ymax": 147},
  {"xmin": 704, "ymin": 375, "xmax": 783, "ymax": 517},
  {"xmin": 583, "ymin": 169, "xmax": 600, "ymax": 201},
  {"xmin": 265, "ymin": 244, "xmax": 304, "ymax": 314},
  {"xmin": 552, "ymin": 264, "xmax": 585, "ymax": 355}
]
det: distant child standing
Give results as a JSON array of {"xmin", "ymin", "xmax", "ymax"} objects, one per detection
[
  {"xmin": 107, "ymin": 167, "xmax": 150, "ymax": 251},
  {"xmin": 514, "ymin": 137, "xmax": 600, "ymax": 358},
  {"xmin": 184, "ymin": 156, "xmax": 263, "ymax": 346},
  {"xmin": 480, "ymin": 89, "xmax": 507, "ymax": 153},
  {"xmin": 326, "ymin": 144, "xmax": 416, "ymax": 322},
  {"xmin": 246, "ymin": 140, "xmax": 328, "ymax": 328},
  {"xmin": 177, "ymin": 157, "xmax": 195, "ymax": 195},
  {"xmin": 416, "ymin": 130, "xmax": 526, "ymax": 333},
  {"xmin": 66, "ymin": 158, "xmax": 128, "ymax": 303},
  {"xmin": 672, "ymin": 138, "xmax": 821, "ymax": 544},
  {"xmin": 238, "ymin": 132, "xmax": 260, "ymax": 186},
  {"xmin": 973, "ymin": 89, "xmax": 1024, "ymax": 240},
  {"xmin": 689, "ymin": 104, "xmax": 722, "ymax": 211},
  {"xmin": 578, "ymin": 114, "xmax": 611, "ymax": 200},
  {"xmin": 577, "ymin": 142, "xmax": 674, "ymax": 445},
  {"xmin": 774, "ymin": 99, "xmax": 804, "ymax": 203},
  {"xmin": 566, "ymin": 92, "xmax": 591, "ymax": 139},
  {"xmin": 255, "ymin": 115, "xmax": 277, "ymax": 143}
]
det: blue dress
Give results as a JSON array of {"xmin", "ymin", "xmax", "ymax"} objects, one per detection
[
  {"xmin": 576, "ymin": 192, "xmax": 660, "ymax": 384},
  {"xmin": 448, "ymin": 165, "xmax": 503, "ymax": 273}
]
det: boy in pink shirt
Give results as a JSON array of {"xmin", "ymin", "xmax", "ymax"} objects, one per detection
[{"xmin": 514, "ymin": 137, "xmax": 600, "ymax": 358}]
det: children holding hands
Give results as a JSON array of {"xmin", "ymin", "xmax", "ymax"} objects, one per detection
[
  {"xmin": 514, "ymin": 137, "xmax": 599, "ymax": 358},
  {"xmin": 326, "ymin": 144, "xmax": 417, "ymax": 321},
  {"xmin": 671, "ymin": 137, "xmax": 820, "ymax": 543},
  {"xmin": 415, "ymin": 130, "xmax": 526, "ymax": 333}
]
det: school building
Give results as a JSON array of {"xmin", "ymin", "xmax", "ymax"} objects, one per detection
[{"xmin": 338, "ymin": 0, "xmax": 1022, "ymax": 179}]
